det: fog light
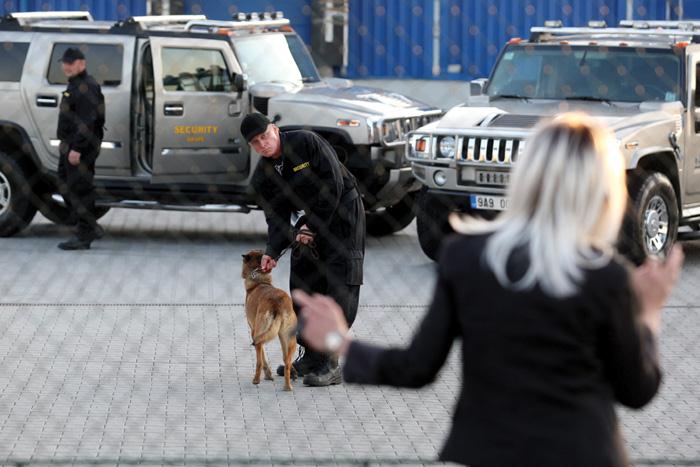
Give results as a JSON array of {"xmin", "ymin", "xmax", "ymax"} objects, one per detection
[{"xmin": 434, "ymin": 170, "xmax": 447, "ymax": 186}]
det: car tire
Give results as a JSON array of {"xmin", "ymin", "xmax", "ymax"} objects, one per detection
[
  {"xmin": 415, "ymin": 188, "xmax": 454, "ymax": 261},
  {"xmin": 366, "ymin": 192, "xmax": 417, "ymax": 236},
  {"xmin": 0, "ymin": 153, "xmax": 37, "ymax": 237},
  {"xmin": 619, "ymin": 171, "xmax": 678, "ymax": 265}
]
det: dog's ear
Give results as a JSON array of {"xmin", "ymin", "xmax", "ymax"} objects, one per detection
[{"xmin": 242, "ymin": 254, "xmax": 250, "ymax": 261}]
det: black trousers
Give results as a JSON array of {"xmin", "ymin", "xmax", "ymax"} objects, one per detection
[
  {"xmin": 57, "ymin": 146, "xmax": 99, "ymax": 240},
  {"xmin": 289, "ymin": 193, "xmax": 365, "ymax": 351}
]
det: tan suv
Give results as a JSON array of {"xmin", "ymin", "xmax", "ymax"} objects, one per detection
[
  {"xmin": 0, "ymin": 11, "xmax": 441, "ymax": 238},
  {"xmin": 408, "ymin": 20, "xmax": 700, "ymax": 262}
]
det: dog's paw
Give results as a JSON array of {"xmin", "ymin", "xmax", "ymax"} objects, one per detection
[
  {"xmin": 252, "ymin": 378, "xmax": 260, "ymax": 385},
  {"xmin": 283, "ymin": 385, "xmax": 293, "ymax": 392},
  {"xmin": 264, "ymin": 373, "xmax": 274, "ymax": 381}
]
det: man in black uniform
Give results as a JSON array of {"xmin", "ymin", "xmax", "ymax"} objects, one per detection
[
  {"xmin": 243, "ymin": 113, "xmax": 365, "ymax": 386},
  {"xmin": 56, "ymin": 47, "xmax": 105, "ymax": 250}
]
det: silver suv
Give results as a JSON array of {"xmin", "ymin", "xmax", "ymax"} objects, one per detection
[
  {"xmin": 408, "ymin": 20, "xmax": 700, "ymax": 262},
  {"xmin": 0, "ymin": 11, "xmax": 441, "ymax": 237}
]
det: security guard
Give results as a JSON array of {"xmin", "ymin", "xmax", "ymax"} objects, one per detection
[
  {"xmin": 243, "ymin": 113, "xmax": 365, "ymax": 387},
  {"xmin": 56, "ymin": 47, "xmax": 105, "ymax": 250}
]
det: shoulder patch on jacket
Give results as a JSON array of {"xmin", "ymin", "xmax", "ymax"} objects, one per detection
[
  {"xmin": 63, "ymin": 91, "xmax": 70, "ymax": 97},
  {"xmin": 293, "ymin": 161, "xmax": 310, "ymax": 173}
]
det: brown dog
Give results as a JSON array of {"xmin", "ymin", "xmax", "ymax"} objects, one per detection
[{"xmin": 241, "ymin": 250, "xmax": 297, "ymax": 391}]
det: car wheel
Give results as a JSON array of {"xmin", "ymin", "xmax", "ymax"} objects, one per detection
[
  {"xmin": 415, "ymin": 188, "xmax": 453, "ymax": 261},
  {"xmin": 620, "ymin": 171, "xmax": 678, "ymax": 265},
  {"xmin": 0, "ymin": 153, "xmax": 37, "ymax": 237},
  {"xmin": 366, "ymin": 192, "xmax": 417, "ymax": 236}
]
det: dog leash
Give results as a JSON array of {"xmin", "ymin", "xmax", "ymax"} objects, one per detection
[{"xmin": 249, "ymin": 228, "xmax": 319, "ymax": 280}]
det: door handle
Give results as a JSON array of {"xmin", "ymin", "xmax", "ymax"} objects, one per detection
[
  {"xmin": 164, "ymin": 103, "xmax": 184, "ymax": 116},
  {"xmin": 36, "ymin": 95, "xmax": 58, "ymax": 107},
  {"xmin": 228, "ymin": 101, "xmax": 242, "ymax": 116}
]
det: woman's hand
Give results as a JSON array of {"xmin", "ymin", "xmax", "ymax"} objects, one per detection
[
  {"xmin": 631, "ymin": 245, "xmax": 684, "ymax": 334},
  {"xmin": 292, "ymin": 289, "xmax": 351, "ymax": 355}
]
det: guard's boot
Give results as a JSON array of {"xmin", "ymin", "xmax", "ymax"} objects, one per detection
[
  {"xmin": 93, "ymin": 223, "xmax": 105, "ymax": 239},
  {"xmin": 58, "ymin": 236, "xmax": 92, "ymax": 250},
  {"xmin": 276, "ymin": 347, "xmax": 320, "ymax": 378},
  {"xmin": 303, "ymin": 356, "xmax": 342, "ymax": 387}
]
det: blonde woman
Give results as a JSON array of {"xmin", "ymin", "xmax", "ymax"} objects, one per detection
[{"xmin": 294, "ymin": 114, "xmax": 683, "ymax": 467}]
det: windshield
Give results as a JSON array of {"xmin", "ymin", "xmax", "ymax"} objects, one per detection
[
  {"xmin": 231, "ymin": 33, "xmax": 321, "ymax": 86},
  {"xmin": 487, "ymin": 44, "xmax": 682, "ymax": 103}
]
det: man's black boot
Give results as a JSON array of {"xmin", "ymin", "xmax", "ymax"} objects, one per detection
[
  {"xmin": 303, "ymin": 357, "xmax": 342, "ymax": 387},
  {"xmin": 276, "ymin": 347, "xmax": 320, "ymax": 378},
  {"xmin": 93, "ymin": 223, "xmax": 105, "ymax": 239},
  {"xmin": 58, "ymin": 237, "xmax": 91, "ymax": 250}
]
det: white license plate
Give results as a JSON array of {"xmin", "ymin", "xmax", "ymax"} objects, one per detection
[
  {"xmin": 470, "ymin": 195, "xmax": 509, "ymax": 211},
  {"xmin": 476, "ymin": 170, "xmax": 510, "ymax": 186}
]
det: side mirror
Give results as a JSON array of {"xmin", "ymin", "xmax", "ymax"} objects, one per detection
[
  {"xmin": 232, "ymin": 73, "xmax": 246, "ymax": 93},
  {"xmin": 469, "ymin": 78, "xmax": 488, "ymax": 96}
]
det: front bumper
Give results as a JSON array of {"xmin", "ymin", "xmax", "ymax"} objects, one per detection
[
  {"xmin": 411, "ymin": 163, "xmax": 509, "ymax": 196},
  {"xmin": 370, "ymin": 166, "xmax": 422, "ymax": 209}
]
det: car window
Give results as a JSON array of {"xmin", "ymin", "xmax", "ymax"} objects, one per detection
[
  {"xmin": 231, "ymin": 34, "xmax": 305, "ymax": 86},
  {"xmin": 161, "ymin": 47, "xmax": 232, "ymax": 92},
  {"xmin": 0, "ymin": 42, "xmax": 29, "ymax": 82},
  {"xmin": 48, "ymin": 43, "xmax": 123, "ymax": 86},
  {"xmin": 488, "ymin": 44, "xmax": 681, "ymax": 103}
]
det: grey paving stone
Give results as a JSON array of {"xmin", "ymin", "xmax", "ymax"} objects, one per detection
[{"xmin": 1, "ymin": 210, "xmax": 699, "ymax": 465}]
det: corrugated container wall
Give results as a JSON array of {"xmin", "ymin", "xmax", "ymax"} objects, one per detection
[
  {"xmin": 2, "ymin": 0, "xmax": 146, "ymax": 20},
  {"xmin": 345, "ymin": 0, "xmax": 689, "ymax": 80},
  {"xmin": 6, "ymin": 0, "xmax": 700, "ymax": 79},
  {"xmin": 181, "ymin": 0, "xmax": 313, "ymax": 44}
]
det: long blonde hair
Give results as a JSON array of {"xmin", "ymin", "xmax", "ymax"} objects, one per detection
[{"xmin": 451, "ymin": 113, "xmax": 627, "ymax": 297}]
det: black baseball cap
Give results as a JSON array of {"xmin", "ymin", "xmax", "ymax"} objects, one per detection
[
  {"xmin": 240, "ymin": 113, "xmax": 271, "ymax": 143},
  {"xmin": 58, "ymin": 47, "xmax": 85, "ymax": 63}
]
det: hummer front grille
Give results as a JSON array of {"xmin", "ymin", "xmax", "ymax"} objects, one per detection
[
  {"xmin": 380, "ymin": 113, "xmax": 443, "ymax": 146},
  {"xmin": 461, "ymin": 137, "xmax": 525, "ymax": 165}
]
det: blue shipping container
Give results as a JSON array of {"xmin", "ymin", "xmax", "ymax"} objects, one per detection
[
  {"xmin": 181, "ymin": 0, "xmax": 313, "ymax": 44},
  {"xmin": 345, "ymin": 0, "xmax": 686, "ymax": 80}
]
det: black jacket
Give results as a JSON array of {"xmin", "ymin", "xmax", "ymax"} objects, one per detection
[
  {"xmin": 57, "ymin": 70, "xmax": 105, "ymax": 154},
  {"xmin": 344, "ymin": 233, "xmax": 661, "ymax": 467},
  {"xmin": 251, "ymin": 130, "xmax": 360, "ymax": 259}
]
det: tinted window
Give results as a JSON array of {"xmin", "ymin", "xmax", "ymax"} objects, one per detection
[
  {"xmin": 487, "ymin": 45, "xmax": 681, "ymax": 103},
  {"xmin": 48, "ymin": 43, "xmax": 123, "ymax": 86},
  {"xmin": 161, "ymin": 48, "xmax": 232, "ymax": 92},
  {"xmin": 0, "ymin": 42, "xmax": 29, "ymax": 82}
]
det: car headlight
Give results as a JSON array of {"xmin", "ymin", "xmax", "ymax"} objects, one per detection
[
  {"xmin": 382, "ymin": 120, "xmax": 402, "ymax": 143},
  {"xmin": 438, "ymin": 136, "xmax": 456, "ymax": 159}
]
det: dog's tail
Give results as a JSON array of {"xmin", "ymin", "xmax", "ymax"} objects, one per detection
[{"xmin": 252, "ymin": 309, "xmax": 282, "ymax": 346}]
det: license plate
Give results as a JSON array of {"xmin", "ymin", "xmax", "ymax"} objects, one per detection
[
  {"xmin": 470, "ymin": 195, "xmax": 509, "ymax": 211},
  {"xmin": 475, "ymin": 170, "xmax": 510, "ymax": 186}
]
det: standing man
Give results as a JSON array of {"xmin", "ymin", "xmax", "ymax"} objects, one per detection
[
  {"xmin": 56, "ymin": 47, "xmax": 105, "ymax": 250},
  {"xmin": 243, "ymin": 113, "xmax": 365, "ymax": 387}
]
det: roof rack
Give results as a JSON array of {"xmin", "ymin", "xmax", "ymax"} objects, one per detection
[
  {"xmin": 529, "ymin": 25, "xmax": 700, "ymax": 43},
  {"xmin": 619, "ymin": 20, "xmax": 700, "ymax": 30},
  {"xmin": 128, "ymin": 14, "xmax": 206, "ymax": 26},
  {"xmin": 185, "ymin": 18, "xmax": 290, "ymax": 33},
  {"xmin": 5, "ymin": 11, "xmax": 93, "ymax": 25},
  {"xmin": 184, "ymin": 13, "xmax": 290, "ymax": 33}
]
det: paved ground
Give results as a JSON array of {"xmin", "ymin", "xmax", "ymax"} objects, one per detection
[{"xmin": 1, "ymin": 209, "xmax": 699, "ymax": 466}]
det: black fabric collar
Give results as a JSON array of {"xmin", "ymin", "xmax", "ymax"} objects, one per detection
[{"xmin": 68, "ymin": 70, "xmax": 88, "ymax": 84}]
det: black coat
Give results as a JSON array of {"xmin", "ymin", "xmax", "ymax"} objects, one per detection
[
  {"xmin": 57, "ymin": 70, "xmax": 105, "ymax": 154},
  {"xmin": 343, "ymin": 233, "xmax": 661, "ymax": 467},
  {"xmin": 251, "ymin": 129, "xmax": 363, "ymax": 262}
]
